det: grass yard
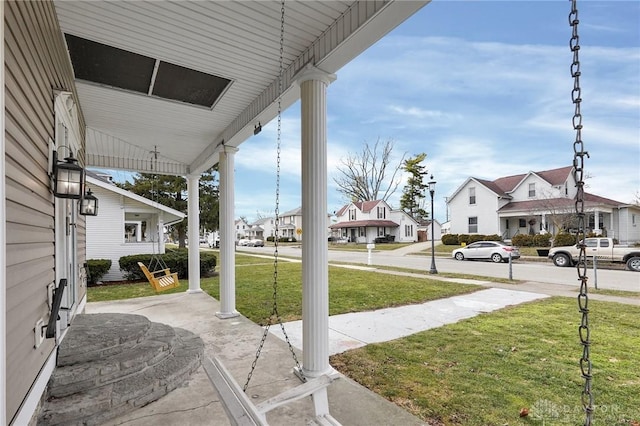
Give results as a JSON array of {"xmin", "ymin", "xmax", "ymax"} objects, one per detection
[{"xmin": 330, "ymin": 297, "xmax": 640, "ymax": 425}]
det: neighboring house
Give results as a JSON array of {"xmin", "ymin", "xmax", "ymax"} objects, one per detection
[
  {"xmin": 235, "ymin": 218, "xmax": 250, "ymax": 240},
  {"xmin": 417, "ymin": 219, "xmax": 442, "ymax": 242},
  {"xmin": 278, "ymin": 207, "xmax": 304, "ymax": 241},
  {"xmin": 446, "ymin": 166, "xmax": 640, "ymax": 244},
  {"xmin": 85, "ymin": 172, "xmax": 185, "ymax": 281},
  {"xmin": 330, "ymin": 200, "xmax": 419, "ymax": 243},
  {"xmin": 440, "ymin": 221, "xmax": 451, "ymax": 235},
  {"xmin": 245, "ymin": 217, "xmax": 276, "ymax": 240}
]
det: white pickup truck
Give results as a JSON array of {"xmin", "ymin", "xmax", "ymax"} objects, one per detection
[{"xmin": 548, "ymin": 237, "xmax": 640, "ymax": 271}]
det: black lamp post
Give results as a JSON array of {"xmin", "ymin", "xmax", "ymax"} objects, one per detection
[{"xmin": 428, "ymin": 175, "xmax": 438, "ymax": 274}]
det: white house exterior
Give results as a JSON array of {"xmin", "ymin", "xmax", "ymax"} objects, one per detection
[
  {"xmin": 85, "ymin": 173, "xmax": 185, "ymax": 281},
  {"xmin": 447, "ymin": 166, "xmax": 640, "ymax": 244},
  {"xmin": 246, "ymin": 217, "xmax": 277, "ymax": 240},
  {"xmin": 330, "ymin": 200, "xmax": 419, "ymax": 243},
  {"xmin": 278, "ymin": 207, "xmax": 304, "ymax": 241},
  {"xmin": 235, "ymin": 218, "xmax": 250, "ymax": 240},
  {"xmin": 0, "ymin": 2, "xmax": 435, "ymax": 424},
  {"xmin": 417, "ymin": 219, "xmax": 442, "ymax": 242}
]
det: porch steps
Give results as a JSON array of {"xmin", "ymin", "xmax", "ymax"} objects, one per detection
[{"xmin": 37, "ymin": 313, "xmax": 204, "ymax": 426}]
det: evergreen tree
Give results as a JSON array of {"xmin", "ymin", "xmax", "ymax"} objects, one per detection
[
  {"xmin": 400, "ymin": 153, "xmax": 429, "ymax": 220},
  {"xmin": 119, "ymin": 167, "xmax": 219, "ymax": 248}
]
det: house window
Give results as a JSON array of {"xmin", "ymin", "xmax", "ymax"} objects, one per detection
[
  {"xmin": 506, "ymin": 219, "xmax": 509, "ymax": 229},
  {"xmin": 359, "ymin": 227, "xmax": 366, "ymax": 237},
  {"xmin": 529, "ymin": 183, "xmax": 536, "ymax": 197},
  {"xmin": 468, "ymin": 217, "xmax": 478, "ymax": 233},
  {"xmin": 405, "ymin": 225, "xmax": 413, "ymax": 237},
  {"xmin": 377, "ymin": 206, "xmax": 386, "ymax": 219},
  {"xmin": 519, "ymin": 219, "xmax": 526, "ymax": 228},
  {"xmin": 349, "ymin": 208, "xmax": 356, "ymax": 220},
  {"xmin": 377, "ymin": 227, "xmax": 385, "ymax": 236},
  {"xmin": 469, "ymin": 187, "xmax": 476, "ymax": 205},
  {"xmin": 565, "ymin": 182, "xmax": 568, "ymax": 196},
  {"xmin": 633, "ymin": 214, "xmax": 637, "ymax": 226}
]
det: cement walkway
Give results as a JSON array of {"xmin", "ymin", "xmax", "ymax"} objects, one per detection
[{"xmin": 269, "ymin": 288, "xmax": 548, "ymax": 355}]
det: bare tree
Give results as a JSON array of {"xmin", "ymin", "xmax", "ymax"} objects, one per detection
[{"xmin": 333, "ymin": 138, "xmax": 406, "ymax": 202}]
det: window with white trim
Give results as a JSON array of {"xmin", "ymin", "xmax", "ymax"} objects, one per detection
[
  {"xmin": 468, "ymin": 217, "xmax": 478, "ymax": 233},
  {"xmin": 529, "ymin": 183, "xmax": 536, "ymax": 197},
  {"xmin": 377, "ymin": 206, "xmax": 386, "ymax": 219},
  {"xmin": 404, "ymin": 225, "xmax": 413, "ymax": 237},
  {"xmin": 349, "ymin": 208, "xmax": 356, "ymax": 220},
  {"xmin": 469, "ymin": 187, "xmax": 476, "ymax": 205}
]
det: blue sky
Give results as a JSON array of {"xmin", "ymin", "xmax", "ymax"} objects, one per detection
[
  {"xmin": 232, "ymin": 0, "xmax": 639, "ymax": 224},
  {"xmin": 99, "ymin": 1, "xmax": 639, "ymax": 224}
]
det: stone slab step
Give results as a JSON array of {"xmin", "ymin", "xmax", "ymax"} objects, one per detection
[
  {"xmin": 47, "ymin": 322, "xmax": 176, "ymax": 398},
  {"xmin": 37, "ymin": 314, "xmax": 204, "ymax": 426},
  {"xmin": 57, "ymin": 313, "xmax": 151, "ymax": 366}
]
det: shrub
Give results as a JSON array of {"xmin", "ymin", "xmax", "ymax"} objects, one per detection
[
  {"xmin": 278, "ymin": 237, "xmax": 296, "ymax": 242},
  {"xmin": 467, "ymin": 234, "xmax": 485, "ymax": 244},
  {"xmin": 119, "ymin": 249, "xmax": 217, "ymax": 280},
  {"xmin": 553, "ymin": 232, "xmax": 577, "ymax": 247},
  {"xmin": 86, "ymin": 259, "xmax": 112, "ymax": 286},
  {"xmin": 458, "ymin": 234, "xmax": 470, "ymax": 245},
  {"xmin": 266, "ymin": 236, "xmax": 275, "ymax": 242},
  {"xmin": 511, "ymin": 234, "xmax": 532, "ymax": 247},
  {"xmin": 533, "ymin": 233, "xmax": 552, "ymax": 247},
  {"xmin": 441, "ymin": 234, "xmax": 459, "ymax": 245}
]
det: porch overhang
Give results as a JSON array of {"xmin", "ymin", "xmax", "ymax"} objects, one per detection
[{"xmin": 54, "ymin": 1, "xmax": 430, "ymax": 176}]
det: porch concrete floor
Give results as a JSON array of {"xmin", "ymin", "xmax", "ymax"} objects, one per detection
[{"xmin": 86, "ymin": 291, "xmax": 429, "ymax": 426}]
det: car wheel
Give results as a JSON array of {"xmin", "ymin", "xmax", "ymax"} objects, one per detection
[
  {"xmin": 454, "ymin": 252, "xmax": 464, "ymax": 261},
  {"xmin": 626, "ymin": 256, "xmax": 640, "ymax": 272},
  {"xmin": 491, "ymin": 253, "xmax": 503, "ymax": 263},
  {"xmin": 553, "ymin": 253, "xmax": 572, "ymax": 267}
]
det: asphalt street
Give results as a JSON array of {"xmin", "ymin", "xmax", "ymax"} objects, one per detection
[{"xmin": 235, "ymin": 244, "xmax": 640, "ymax": 293}]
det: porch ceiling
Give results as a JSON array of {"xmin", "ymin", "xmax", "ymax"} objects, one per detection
[{"xmin": 54, "ymin": 0, "xmax": 429, "ymax": 176}]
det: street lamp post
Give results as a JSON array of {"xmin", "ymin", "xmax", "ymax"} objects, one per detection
[{"xmin": 428, "ymin": 175, "xmax": 438, "ymax": 274}]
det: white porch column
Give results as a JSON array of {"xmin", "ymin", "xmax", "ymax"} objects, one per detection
[
  {"xmin": 541, "ymin": 214, "xmax": 547, "ymax": 231},
  {"xmin": 217, "ymin": 146, "xmax": 239, "ymax": 318},
  {"xmin": 594, "ymin": 210, "xmax": 600, "ymax": 234},
  {"xmin": 187, "ymin": 175, "xmax": 202, "ymax": 293},
  {"xmin": 296, "ymin": 66, "xmax": 336, "ymax": 377},
  {"xmin": 0, "ymin": 2, "xmax": 6, "ymax": 420}
]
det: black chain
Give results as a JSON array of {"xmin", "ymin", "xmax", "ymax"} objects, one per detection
[
  {"xmin": 244, "ymin": 0, "xmax": 302, "ymax": 392},
  {"xmin": 569, "ymin": 2, "xmax": 593, "ymax": 424}
]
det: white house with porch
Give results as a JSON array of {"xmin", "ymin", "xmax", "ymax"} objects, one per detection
[
  {"xmin": 446, "ymin": 166, "xmax": 640, "ymax": 244},
  {"xmin": 2, "ymin": 2, "xmax": 432, "ymax": 424},
  {"xmin": 85, "ymin": 172, "xmax": 185, "ymax": 281},
  {"xmin": 330, "ymin": 200, "xmax": 419, "ymax": 243}
]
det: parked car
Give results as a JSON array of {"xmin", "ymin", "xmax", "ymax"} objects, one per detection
[
  {"xmin": 452, "ymin": 241, "xmax": 520, "ymax": 263},
  {"xmin": 237, "ymin": 239, "xmax": 250, "ymax": 246},
  {"xmin": 247, "ymin": 239, "xmax": 264, "ymax": 247},
  {"xmin": 548, "ymin": 237, "xmax": 640, "ymax": 271}
]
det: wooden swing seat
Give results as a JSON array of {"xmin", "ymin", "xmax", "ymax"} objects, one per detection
[
  {"xmin": 138, "ymin": 262, "xmax": 180, "ymax": 292},
  {"xmin": 203, "ymin": 356, "xmax": 341, "ymax": 426}
]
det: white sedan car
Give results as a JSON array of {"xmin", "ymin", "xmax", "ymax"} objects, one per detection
[{"xmin": 452, "ymin": 241, "xmax": 520, "ymax": 263}]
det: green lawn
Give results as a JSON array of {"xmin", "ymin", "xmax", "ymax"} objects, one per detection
[
  {"xmin": 331, "ymin": 297, "xmax": 640, "ymax": 425},
  {"xmin": 87, "ymin": 253, "xmax": 639, "ymax": 424}
]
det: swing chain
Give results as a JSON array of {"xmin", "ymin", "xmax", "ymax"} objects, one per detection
[
  {"xmin": 243, "ymin": 0, "xmax": 302, "ymax": 393},
  {"xmin": 569, "ymin": 1, "xmax": 593, "ymax": 424}
]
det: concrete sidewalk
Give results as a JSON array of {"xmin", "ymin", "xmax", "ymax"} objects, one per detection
[{"xmin": 269, "ymin": 288, "xmax": 548, "ymax": 355}]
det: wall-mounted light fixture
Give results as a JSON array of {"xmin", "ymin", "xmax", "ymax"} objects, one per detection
[
  {"xmin": 52, "ymin": 147, "xmax": 84, "ymax": 199},
  {"xmin": 79, "ymin": 188, "xmax": 98, "ymax": 216},
  {"xmin": 253, "ymin": 122, "xmax": 262, "ymax": 136}
]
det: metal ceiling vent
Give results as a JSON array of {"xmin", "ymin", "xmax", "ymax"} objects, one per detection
[{"xmin": 64, "ymin": 34, "xmax": 232, "ymax": 109}]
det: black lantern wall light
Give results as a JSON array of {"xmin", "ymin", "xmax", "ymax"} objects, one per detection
[{"xmin": 51, "ymin": 146, "xmax": 98, "ymax": 216}]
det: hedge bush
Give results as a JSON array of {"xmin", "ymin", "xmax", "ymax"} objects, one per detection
[
  {"xmin": 119, "ymin": 248, "xmax": 217, "ymax": 280},
  {"xmin": 278, "ymin": 237, "xmax": 297, "ymax": 242},
  {"xmin": 553, "ymin": 232, "xmax": 577, "ymax": 247},
  {"xmin": 86, "ymin": 259, "xmax": 112, "ymax": 285},
  {"xmin": 266, "ymin": 236, "xmax": 275, "ymax": 242},
  {"xmin": 441, "ymin": 234, "xmax": 502, "ymax": 245}
]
